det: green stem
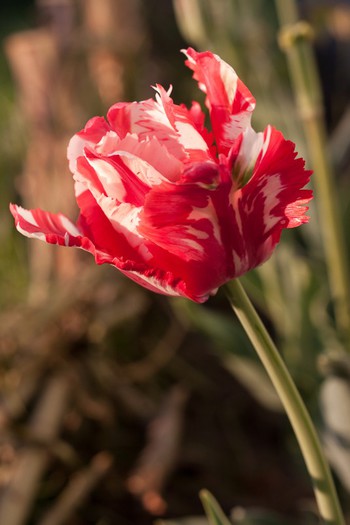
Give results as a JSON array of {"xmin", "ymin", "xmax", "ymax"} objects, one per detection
[
  {"xmin": 275, "ymin": 0, "xmax": 350, "ymax": 343},
  {"xmin": 225, "ymin": 279, "xmax": 345, "ymax": 525}
]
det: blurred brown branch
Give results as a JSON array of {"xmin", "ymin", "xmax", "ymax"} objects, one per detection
[
  {"xmin": 127, "ymin": 385, "xmax": 189, "ymax": 516},
  {"xmin": 0, "ymin": 372, "xmax": 71, "ymax": 525},
  {"xmin": 38, "ymin": 451, "xmax": 114, "ymax": 525}
]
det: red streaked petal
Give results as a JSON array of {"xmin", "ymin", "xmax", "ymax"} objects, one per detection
[
  {"xmin": 153, "ymin": 84, "xmax": 212, "ymax": 162},
  {"xmin": 183, "ymin": 47, "xmax": 255, "ymax": 155},
  {"xmin": 107, "ymin": 98, "xmax": 185, "ymax": 160},
  {"xmin": 183, "ymin": 101, "xmax": 216, "ymax": 158},
  {"xmin": 107, "ymin": 87, "xmax": 213, "ymax": 164},
  {"xmin": 9, "ymin": 202, "xmax": 131, "ymax": 270},
  {"xmin": 67, "ymin": 116, "xmax": 111, "ymax": 173},
  {"xmin": 229, "ymin": 125, "xmax": 264, "ymax": 186},
  {"xmin": 75, "ymin": 188, "xmax": 147, "ymax": 264},
  {"xmin": 228, "ymin": 126, "xmax": 312, "ymax": 274},
  {"xmin": 139, "ymin": 166, "xmax": 226, "ymax": 268},
  {"xmin": 10, "ymin": 202, "xmax": 218, "ymax": 301},
  {"xmin": 96, "ymin": 132, "xmax": 183, "ymax": 183},
  {"xmin": 75, "ymin": 151, "xmax": 150, "ymax": 206},
  {"xmin": 120, "ymin": 268, "xmax": 196, "ymax": 299},
  {"xmin": 10, "ymin": 204, "xmax": 84, "ymax": 247}
]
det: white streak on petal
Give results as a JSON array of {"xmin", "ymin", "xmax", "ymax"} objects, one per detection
[
  {"xmin": 241, "ymin": 172, "xmax": 284, "ymax": 236},
  {"xmin": 232, "ymin": 249, "xmax": 248, "ymax": 276},
  {"xmin": 16, "ymin": 222, "xmax": 46, "ymax": 241},
  {"xmin": 175, "ymin": 121, "xmax": 209, "ymax": 152},
  {"xmin": 189, "ymin": 228, "xmax": 209, "ymax": 240},
  {"xmin": 188, "ymin": 201, "xmax": 221, "ymax": 246},
  {"xmin": 125, "ymin": 271, "xmax": 181, "ymax": 296},
  {"xmin": 233, "ymin": 196, "xmax": 243, "ymax": 235},
  {"xmin": 259, "ymin": 173, "xmax": 283, "ymax": 234},
  {"xmin": 178, "ymin": 231, "xmax": 204, "ymax": 255},
  {"xmin": 96, "ymin": 131, "xmax": 119, "ymax": 155},
  {"xmin": 86, "ymin": 157, "xmax": 127, "ymax": 201},
  {"xmin": 60, "ymin": 216, "xmax": 81, "ymax": 236},
  {"xmin": 261, "ymin": 125, "xmax": 272, "ymax": 159},
  {"xmin": 17, "ymin": 208, "xmax": 39, "ymax": 227},
  {"xmin": 236, "ymin": 127, "xmax": 264, "ymax": 180},
  {"xmin": 96, "ymin": 195, "xmax": 152, "ymax": 261},
  {"xmin": 117, "ymin": 152, "xmax": 165, "ymax": 187},
  {"xmin": 68, "ymin": 134, "xmax": 88, "ymax": 173},
  {"xmin": 219, "ymin": 59, "xmax": 237, "ymax": 105}
]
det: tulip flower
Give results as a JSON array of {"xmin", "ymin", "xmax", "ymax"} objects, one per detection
[{"xmin": 11, "ymin": 48, "xmax": 312, "ymax": 302}]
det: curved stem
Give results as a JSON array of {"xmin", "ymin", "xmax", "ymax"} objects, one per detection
[{"xmin": 225, "ymin": 279, "xmax": 345, "ymax": 525}]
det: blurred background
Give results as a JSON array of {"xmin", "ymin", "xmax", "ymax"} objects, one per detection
[{"xmin": 1, "ymin": 1, "xmax": 350, "ymax": 524}]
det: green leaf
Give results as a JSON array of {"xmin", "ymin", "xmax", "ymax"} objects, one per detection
[{"xmin": 199, "ymin": 490, "xmax": 232, "ymax": 525}]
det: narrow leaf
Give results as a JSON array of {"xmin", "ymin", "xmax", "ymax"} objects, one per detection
[{"xmin": 199, "ymin": 489, "xmax": 232, "ymax": 525}]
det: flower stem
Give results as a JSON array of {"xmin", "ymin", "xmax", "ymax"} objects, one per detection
[
  {"xmin": 224, "ymin": 279, "xmax": 345, "ymax": 525},
  {"xmin": 275, "ymin": 0, "xmax": 350, "ymax": 343}
]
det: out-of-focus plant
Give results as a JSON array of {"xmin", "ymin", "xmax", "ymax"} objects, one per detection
[{"xmin": 276, "ymin": 0, "xmax": 350, "ymax": 345}]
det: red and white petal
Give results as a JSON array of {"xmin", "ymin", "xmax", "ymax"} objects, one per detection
[
  {"xmin": 94, "ymin": 197, "xmax": 151, "ymax": 261},
  {"xmin": 74, "ymin": 187, "xmax": 221, "ymax": 301},
  {"xmin": 182, "ymin": 101, "xmax": 216, "ymax": 158},
  {"xmin": 67, "ymin": 116, "xmax": 111, "ymax": 173},
  {"xmin": 75, "ymin": 188, "xmax": 221, "ymax": 300},
  {"xmin": 229, "ymin": 125, "xmax": 264, "ymax": 186},
  {"xmin": 10, "ymin": 203, "xmax": 218, "ymax": 302},
  {"xmin": 74, "ymin": 187, "xmax": 148, "ymax": 265},
  {"xmin": 120, "ymin": 268, "xmax": 191, "ymax": 298},
  {"xmin": 183, "ymin": 47, "xmax": 255, "ymax": 154},
  {"xmin": 74, "ymin": 151, "xmax": 154, "ymax": 260},
  {"xmin": 10, "ymin": 201, "xmax": 132, "ymax": 268},
  {"xmin": 153, "ymin": 85, "xmax": 212, "ymax": 163},
  {"xmin": 96, "ymin": 132, "xmax": 183, "ymax": 183},
  {"xmin": 75, "ymin": 151, "xmax": 150, "ymax": 206},
  {"xmin": 107, "ymin": 98, "xmax": 186, "ymax": 160},
  {"xmin": 73, "ymin": 153, "xmax": 163, "ymax": 263},
  {"xmin": 228, "ymin": 126, "xmax": 312, "ymax": 274},
  {"xmin": 107, "ymin": 87, "xmax": 213, "ymax": 164},
  {"xmin": 10, "ymin": 204, "xmax": 84, "ymax": 246},
  {"xmin": 138, "ymin": 164, "xmax": 228, "ymax": 287}
]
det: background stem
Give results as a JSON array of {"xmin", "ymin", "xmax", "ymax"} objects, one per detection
[{"xmin": 225, "ymin": 279, "xmax": 345, "ymax": 525}]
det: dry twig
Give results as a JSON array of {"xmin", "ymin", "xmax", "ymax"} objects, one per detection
[
  {"xmin": 38, "ymin": 451, "xmax": 113, "ymax": 525},
  {"xmin": 127, "ymin": 385, "xmax": 189, "ymax": 515},
  {"xmin": 0, "ymin": 373, "xmax": 71, "ymax": 525}
]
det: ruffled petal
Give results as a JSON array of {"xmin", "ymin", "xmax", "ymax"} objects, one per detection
[
  {"xmin": 10, "ymin": 198, "xmax": 147, "ymax": 270},
  {"xmin": 153, "ymin": 85, "xmax": 212, "ymax": 162},
  {"xmin": 107, "ymin": 98, "xmax": 185, "ymax": 160},
  {"xmin": 182, "ymin": 101, "xmax": 216, "ymax": 158},
  {"xmin": 136, "ymin": 162, "xmax": 231, "ymax": 300},
  {"xmin": 95, "ymin": 132, "xmax": 183, "ymax": 183},
  {"xmin": 74, "ymin": 150, "xmax": 150, "ymax": 207},
  {"xmin": 228, "ymin": 126, "xmax": 312, "ymax": 275},
  {"xmin": 74, "ymin": 184, "xmax": 149, "ymax": 263},
  {"xmin": 107, "ymin": 86, "xmax": 213, "ymax": 163},
  {"xmin": 75, "ymin": 188, "xmax": 222, "ymax": 301},
  {"xmin": 10, "ymin": 204, "xmax": 86, "ymax": 248},
  {"xmin": 10, "ymin": 202, "xmax": 218, "ymax": 302},
  {"xmin": 183, "ymin": 47, "xmax": 255, "ymax": 155},
  {"xmin": 67, "ymin": 116, "xmax": 111, "ymax": 173}
]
